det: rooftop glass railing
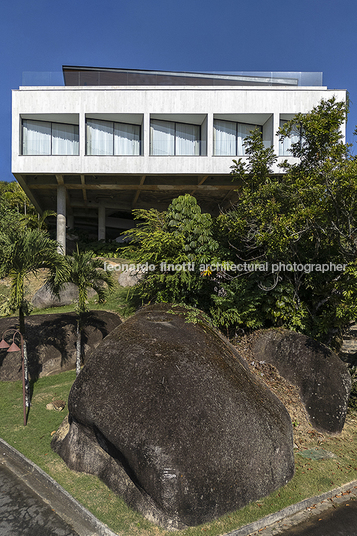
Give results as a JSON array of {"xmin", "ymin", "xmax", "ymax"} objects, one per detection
[{"xmin": 21, "ymin": 70, "xmax": 323, "ymax": 87}]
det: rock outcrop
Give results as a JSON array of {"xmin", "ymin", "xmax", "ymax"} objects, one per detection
[
  {"xmin": 252, "ymin": 329, "xmax": 351, "ymax": 434},
  {"xmin": 52, "ymin": 304, "xmax": 294, "ymax": 529},
  {"xmin": 0, "ymin": 311, "xmax": 121, "ymax": 381}
]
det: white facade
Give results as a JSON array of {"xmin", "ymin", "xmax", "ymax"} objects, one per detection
[{"xmin": 11, "ymin": 69, "xmax": 346, "ymax": 252}]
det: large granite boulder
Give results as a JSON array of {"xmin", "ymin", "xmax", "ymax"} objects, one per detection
[
  {"xmin": 252, "ymin": 329, "xmax": 352, "ymax": 434},
  {"xmin": 52, "ymin": 304, "xmax": 294, "ymax": 529},
  {"xmin": 0, "ymin": 311, "xmax": 121, "ymax": 381}
]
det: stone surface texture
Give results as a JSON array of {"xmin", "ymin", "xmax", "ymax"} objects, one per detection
[
  {"xmin": 0, "ymin": 311, "xmax": 121, "ymax": 381},
  {"xmin": 117, "ymin": 268, "xmax": 145, "ymax": 287},
  {"xmin": 52, "ymin": 304, "xmax": 294, "ymax": 529},
  {"xmin": 0, "ymin": 464, "xmax": 79, "ymax": 536},
  {"xmin": 252, "ymin": 330, "xmax": 351, "ymax": 434},
  {"xmin": 31, "ymin": 282, "xmax": 96, "ymax": 309}
]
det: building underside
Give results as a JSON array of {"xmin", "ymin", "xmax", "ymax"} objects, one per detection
[{"xmin": 16, "ymin": 173, "xmax": 240, "ymax": 240}]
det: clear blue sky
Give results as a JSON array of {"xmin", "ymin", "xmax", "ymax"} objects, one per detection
[{"xmin": 1, "ymin": 0, "xmax": 356, "ymax": 183}]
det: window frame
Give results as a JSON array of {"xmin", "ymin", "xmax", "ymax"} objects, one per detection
[
  {"xmin": 86, "ymin": 118, "xmax": 142, "ymax": 156},
  {"xmin": 213, "ymin": 119, "xmax": 262, "ymax": 156},
  {"xmin": 150, "ymin": 119, "xmax": 201, "ymax": 156},
  {"xmin": 279, "ymin": 119, "xmax": 302, "ymax": 156},
  {"xmin": 22, "ymin": 119, "xmax": 79, "ymax": 156}
]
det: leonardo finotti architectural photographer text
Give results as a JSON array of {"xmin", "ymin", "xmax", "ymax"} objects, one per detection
[{"xmin": 103, "ymin": 261, "xmax": 347, "ymax": 274}]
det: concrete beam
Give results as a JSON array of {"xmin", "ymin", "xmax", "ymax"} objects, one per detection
[{"xmin": 29, "ymin": 183, "xmax": 238, "ymax": 191}]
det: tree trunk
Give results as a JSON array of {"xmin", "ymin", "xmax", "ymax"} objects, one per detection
[
  {"xmin": 19, "ymin": 308, "xmax": 30, "ymax": 408},
  {"xmin": 76, "ymin": 320, "xmax": 81, "ymax": 376}
]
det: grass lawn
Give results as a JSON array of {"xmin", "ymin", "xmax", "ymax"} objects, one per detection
[{"xmin": 1, "ymin": 370, "xmax": 357, "ymax": 536}]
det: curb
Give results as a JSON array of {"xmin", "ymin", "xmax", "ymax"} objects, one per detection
[
  {"xmin": 223, "ymin": 480, "xmax": 357, "ymax": 536},
  {"xmin": 0, "ymin": 438, "xmax": 118, "ymax": 536},
  {"xmin": 2, "ymin": 436, "xmax": 357, "ymax": 536}
]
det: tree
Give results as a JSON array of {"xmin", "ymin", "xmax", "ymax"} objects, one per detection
[
  {"xmin": 216, "ymin": 97, "xmax": 357, "ymax": 346},
  {"xmin": 51, "ymin": 249, "xmax": 114, "ymax": 375},
  {"xmin": 1, "ymin": 181, "xmax": 35, "ymax": 216},
  {"xmin": 20, "ymin": 209, "xmax": 57, "ymax": 231},
  {"xmin": 122, "ymin": 194, "xmax": 220, "ymax": 310},
  {"xmin": 0, "ymin": 227, "xmax": 65, "ymax": 405}
]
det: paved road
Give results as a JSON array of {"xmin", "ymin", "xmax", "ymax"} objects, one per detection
[
  {"xmin": 271, "ymin": 498, "xmax": 357, "ymax": 536},
  {"xmin": 0, "ymin": 464, "xmax": 79, "ymax": 536}
]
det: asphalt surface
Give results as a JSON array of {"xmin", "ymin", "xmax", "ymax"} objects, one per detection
[
  {"xmin": 275, "ymin": 498, "xmax": 357, "ymax": 535},
  {"xmin": 0, "ymin": 438, "xmax": 118, "ymax": 536},
  {"xmin": 0, "ymin": 463, "xmax": 79, "ymax": 536}
]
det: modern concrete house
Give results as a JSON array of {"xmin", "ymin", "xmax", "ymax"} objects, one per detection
[{"xmin": 11, "ymin": 67, "xmax": 346, "ymax": 253}]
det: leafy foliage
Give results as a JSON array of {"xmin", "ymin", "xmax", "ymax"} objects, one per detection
[
  {"xmin": 0, "ymin": 227, "xmax": 65, "ymax": 332},
  {"xmin": 52, "ymin": 248, "xmax": 115, "ymax": 315},
  {"xmin": 122, "ymin": 195, "xmax": 220, "ymax": 309},
  {"xmin": 216, "ymin": 97, "xmax": 357, "ymax": 345},
  {"xmin": 20, "ymin": 209, "xmax": 57, "ymax": 231},
  {"xmin": 49, "ymin": 248, "xmax": 115, "ymax": 374}
]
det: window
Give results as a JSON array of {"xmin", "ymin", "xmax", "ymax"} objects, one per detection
[
  {"xmin": 150, "ymin": 120, "xmax": 200, "ymax": 155},
  {"xmin": 22, "ymin": 119, "xmax": 79, "ymax": 155},
  {"xmin": 213, "ymin": 119, "xmax": 261, "ymax": 156},
  {"xmin": 279, "ymin": 120, "xmax": 301, "ymax": 156},
  {"xmin": 86, "ymin": 119, "xmax": 141, "ymax": 155}
]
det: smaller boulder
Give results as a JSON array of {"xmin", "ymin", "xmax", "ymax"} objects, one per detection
[
  {"xmin": 252, "ymin": 330, "xmax": 352, "ymax": 434},
  {"xmin": 117, "ymin": 269, "xmax": 145, "ymax": 287},
  {"xmin": 32, "ymin": 283, "xmax": 95, "ymax": 309},
  {"xmin": 0, "ymin": 311, "xmax": 121, "ymax": 380}
]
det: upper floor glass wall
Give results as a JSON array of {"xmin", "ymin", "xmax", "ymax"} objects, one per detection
[{"xmin": 19, "ymin": 113, "xmax": 299, "ymax": 158}]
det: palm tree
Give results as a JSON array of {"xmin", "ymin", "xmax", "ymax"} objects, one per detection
[
  {"xmin": 52, "ymin": 249, "xmax": 114, "ymax": 375},
  {"xmin": 20, "ymin": 209, "xmax": 57, "ymax": 231},
  {"xmin": 2, "ymin": 181, "xmax": 34, "ymax": 216},
  {"xmin": 0, "ymin": 227, "xmax": 65, "ymax": 406}
]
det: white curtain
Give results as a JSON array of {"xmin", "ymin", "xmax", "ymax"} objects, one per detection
[
  {"xmin": 22, "ymin": 120, "xmax": 51, "ymax": 155},
  {"xmin": 87, "ymin": 119, "xmax": 113, "ymax": 155},
  {"xmin": 237, "ymin": 123, "xmax": 259, "ymax": 155},
  {"xmin": 150, "ymin": 120, "xmax": 175, "ymax": 155},
  {"xmin": 213, "ymin": 120, "xmax": 236, "ymax": 155},
  {"xmin": 114, "ymin": 123, "xmax": 140, "ymax": 155},
  {"xmin": 279, "ymin": 120, "xmax": 300, "ymax": 155},
  {"xmin": 52, "ymin": 124, "xmax": 79, "ymax": 155},
  {"xmin": 176, "ymin": 123, "xmax": 200, "ymax": 155}
]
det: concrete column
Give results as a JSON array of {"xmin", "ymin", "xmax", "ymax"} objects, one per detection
[
  {"xmin": 143, "ymin": 113, "xmax": 150, "ymax": 156},
  {"xmin": 273, "ymin": 112, "xmax": 281, "ymax": 157},
  {"xmin": 56, "ymin": 185, "xmax": 66, "ymax": 255},
  {"xmin": 207, "ymin": 113, "xmax": 213, "ymax": 157},
  {"xmin": 98, "ymin": 205, "xmax": 106, "ymax": 241},
  {"xmin": 79, "ymin": 112, "xmax": 86, "ymax": 156}
]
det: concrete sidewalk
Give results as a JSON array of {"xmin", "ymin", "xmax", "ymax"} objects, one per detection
[{"xmin": 0, "ymin": 438, "xmax": 118, "ymax": 536}]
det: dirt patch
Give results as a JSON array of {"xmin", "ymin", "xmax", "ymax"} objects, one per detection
[{"xmin": 24, "ymin": 269, "xmax": 49, "ymax": 298}]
